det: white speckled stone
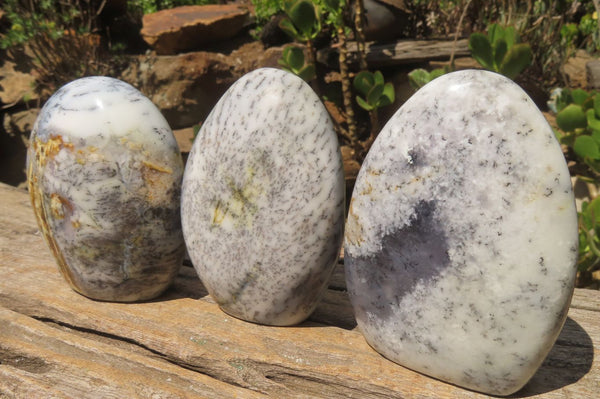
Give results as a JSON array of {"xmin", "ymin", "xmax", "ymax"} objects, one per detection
[
  {"xmin": 345, "ymin": 70, "xmax": 578, "ymax": 395},
  {"xmin": 27, "ymin": 76, "xmax": 185, "ymax": 302},
  {"xmin": 182, "ymin": 68, "xmax": 345, "ymax": 326}
]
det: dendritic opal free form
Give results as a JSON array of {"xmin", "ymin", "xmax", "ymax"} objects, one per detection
[
  {"xmin": 27, "ymin": 76, "xmax": 185, "ymax": 302},
  {"xmin": 182, "ymin": 68, "xmax": 345, "ymax": 326},
  {"xmin": 345, "ymin": 70, "xmax": 578, "ymax": 395}
]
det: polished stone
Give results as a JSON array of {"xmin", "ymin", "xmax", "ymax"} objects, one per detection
[
  {"xmin": 182, "ymin": 68, "xmax": 345, "ymax": 326},
  {"xmin": 27, "ymin": 76, "xmax": 185, "ymax": 302},
  {"xmin": 345, "ymin": 70, "xmax": 578, "ymax": 395}
]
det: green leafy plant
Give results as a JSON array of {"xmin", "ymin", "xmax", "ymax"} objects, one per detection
[
  {"xmin": 468, "ymin": 23, "xmax": 533, "ymax": 80},
  {"xmin": 251, "ymin": 0, "xmax": 286, "ymax": 36},
  {"xmin": 278, "ymin": 46, "xmax": 316, "ymax": 81},
  {"xmin": 278, "ymin": 0, "xmax": 322, "ymax": 90},
  {"xmin": 560, "ymin": 22, "xmax": 580, "ymax": 57},
  {"xmin": 192, "ymin": 122, "xmax": 202, "ymax": 138},
  {"xmin": 551, "ymin": 86, "xmax": 600, "ymax": 287},
  {"xmin": 559, "ymin": 9, "xmax": 600, "ymax": 59},
  {"xmin": 353, "ymin": 70, "xmax": 395, "ymax": 148},
  {"xmin": 279, "ymin": 0, "xmax": 322, "ymax": 42},
  {"xmin": 128, "ymin": 0, "xmax": 218, "ymax": 15},
  {"xmin": 353, "ymin": 71, "xmax": 394, "ymax": 112},
  {"xmin": 0, "ymin": 0, "xmax": 109, "ymax": 93},
  {"xmin": 554, "ymin": 88, "xmax": 600, "ymax": 175},
  {"xmin": 577, "ymin": 11, "xmax": 600, "ymax": 53},
  {"xmin": 578, "ymin": 197, "xmax": 600, "ymax": 275},
  {"xmin": 408, "ymin": 68, "xmax": 447, "ymax": 90},
  {"xmin": 318, "ymin": 0, "xmax": 360, "ymax": 143},
  {"xmin": 276, "ymin": 0, "xmax": 395, "ymax": 156}
]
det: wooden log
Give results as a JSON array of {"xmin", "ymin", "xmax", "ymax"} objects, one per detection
[
  {"xmin": 316, "ymin": 39, "xmax": 471, "ymax": 69},
  {"xmin": 0, "ymin": 182, "xmax": 598, "ymax": 398},
  {"xmin": 0, "ymin": 308, "xmax": 265, "ymax": 398}
]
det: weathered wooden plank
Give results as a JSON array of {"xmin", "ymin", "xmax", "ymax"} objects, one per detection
[
  {"xmin": 1, "ymin": 182, "xmax": 598, "ymax": 398},
  {"xmin": 316, "ymin": 39, "xmax": 470, "ymax": 68},
  {"xmin": 0, "ymin": 307, "xmax": 265, "ymax": 399},
  {"xmin": 570, "ymin": 287, "xmax": 600, "ymax": 311}
]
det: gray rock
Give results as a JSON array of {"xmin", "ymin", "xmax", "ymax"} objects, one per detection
[
  {"xmin": 27, "ymin": 77, "xmax": 185, "ymax": 302},
  {"xmin": 345, "ymin": 70, "xmax": 578, "ymax": 395},
  {"xmin": 182, "ymin": 68, "xmax": 345, "ymax": 326},
  {"xmin": 586, "ymin": 59, "xmax": 600, "ymax": 90}
]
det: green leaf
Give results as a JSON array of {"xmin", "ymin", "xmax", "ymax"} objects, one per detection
[
  {"xmin": 279, "ymin": 18, "xmax": 300, "ymax": 40},
  {"xmin": 571, "ymin": 88, "xmax": 590, "ymax": 106},
  {"xmin": 288, "ymin": 0, "xmax": 319, "ymax": 39},
  {"xmin": 589, "ymin": 197, "xmax": 600, "ymax": 223},
  {"xmin": 287, "ymin": 46, "xmax": 305, "ymax": 70},
  {"xmin": 383, "ymin": 82, "xmax": 396, "ymax": 104},
  {"xmin": 373, "ymin": 70, "xmax": 384, "ymax": 86},
  {"xmin": 280, "ymin": 46, "xmax": 292, "ymax": 65},
  {"xmin": 592, "ymin": 129, "xmax": 600, "ymax": 143},
  {"xmin": 587, "ymin": 109, "xmax": 600, "ymax": 131},
  {"xmin": 494, "ymin": 39, "xmax": 507, "ymax": 70},
  {"xmin": 556, "ymin": 104, "xmax": 587, "ymax": 132},
  {"xmin": 408, "ymin": 68, "xmax": 430, "ymax": 90},
  {"xmin": 487, "ymin": 23, "xmax": 503, "ymax": 46},
  {"xmin": 192, "ymin": 123, "xmax": 201, "ymax": 138},
  {"xmin": 323, "ymin": 0, "xmax": 340, "ymax": 12},
  {"xmin": 378, "ymin": 82, "xmax": 395, "ymax": 107},
  {"xmin": 561, "ymin": 23, "xmax": 579, "ymax": 44},
  {"xmin": 581, "ymin": 202, "xmax": 594, "ymax": 230},
  {"xmin": 503, "ymin": 25, "xmax": 518, "ymax": 48},
  {"xmin": 356, "ymin": 95, "xmax": 374, "ymax": 111},
  {"xmin": 367, "ymin": 84, "xmax": 384, "ymax": 106},
  {"xmin": 353, "ymin": 71, "xmax": 374, "ymax": 95},
  {"xmin": 282, "ymin": 44, "xmax": 293, "ymax": 57},
  {"xmin": 469, "ymin": 33, "xmax": 494, "ymax": 70},
  {"xmin": 297, "ymin": 64, "xmax": 316, "ymax": 81},
  {"xmin": 574, "ymin": 135, "xmax": 600, "ymax": 159},
  {"xmin": 594, "ymin": 93, "xmax": 600, "ymax": 118},
  {"xmin": 430, "ymin": 68, "xmax": 446, "ymax": 80},
  {"xmin": 555, "ymin": 89, "xmax": 573, "ymax": 112},
  {"xmin": 408, "ymin": 68, "xmax": 446, "ymax": 90},
  {"xmin": 499, "ymin": 43, "xmax": 533, "ymax": 79}
]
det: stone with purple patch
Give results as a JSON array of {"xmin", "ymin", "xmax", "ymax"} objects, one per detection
[
  {"xmin": 182, "ymin": 68, "xmax": 345, "ymax": 326},
  {"xmin": 345, "ymin": 70, "xmax": 578, "ymax": 395}
]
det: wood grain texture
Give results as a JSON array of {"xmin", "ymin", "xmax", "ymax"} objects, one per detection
[
  {"xmin": 316, "ymin": 39, "xmax": 470, "ymax": 68},
  {"xmin": 0, "ymin": 182, "xmax": 598, "ymax": 398}
]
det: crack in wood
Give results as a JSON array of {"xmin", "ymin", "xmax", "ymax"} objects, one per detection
[
  {"xmin": 29, "ymin": 315, "xmax": 278, "ymax": 396},
  {"xmin": 31, "ymin": 315, "xmax": 167, "ymax": 357}
]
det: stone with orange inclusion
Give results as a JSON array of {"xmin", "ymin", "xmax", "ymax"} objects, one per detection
[{"xmin": 27, "ymin": 76, "xmax": 185, "ymax": 302}]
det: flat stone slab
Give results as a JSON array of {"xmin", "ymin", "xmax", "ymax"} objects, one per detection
[
  {"xmin": 345, "ymin": 70, "xmax": 579, "ymax": 395},
  {"xmin": 181, "ymin": 68, "xmax": 345, "ymax": 326},
  {"xmin": 141, "ymin": 4, "xmax": 250, "ymax": 55}
]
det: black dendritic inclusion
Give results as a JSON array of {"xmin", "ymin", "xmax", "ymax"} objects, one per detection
[
  {"xmin": 407, "ymin": 149, "xmax": 421, "ymax": 168},
  {"xmin": 347, "ymin": 200, "xmax": 450, "ymax": 322}
]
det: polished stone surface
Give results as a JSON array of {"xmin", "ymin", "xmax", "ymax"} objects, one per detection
[
  {"xmin": 182, "ymin": 68, "xmax": 345, "ymax": 326},
  {"xmin": 345, "ymin": 70, "xmax": 578, "ymax": 395},
  {"xmin": 27, "ymin": 76, "xmax": 185, "ymax": 302}
]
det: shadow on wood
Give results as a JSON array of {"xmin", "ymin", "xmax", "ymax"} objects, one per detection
[
  {"xmin": 514, "ymin": 317, "xmax": 594, "ymax": 397},
  {"xmin": 157, "ymin": 264, "xmax": 210, "ymax": 301}
]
